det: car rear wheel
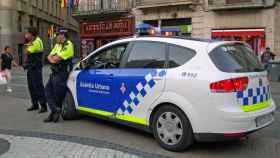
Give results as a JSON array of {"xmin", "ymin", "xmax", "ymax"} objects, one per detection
[
  {"xmin": 152, "ymin": 105, "xmax": 194, "ymax": 151},
  {"xmin": 61, "ymin": 91, "xmax": 78, "ymax": 120}
]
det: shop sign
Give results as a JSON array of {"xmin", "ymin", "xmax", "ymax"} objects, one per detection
[{"xmin": 80, "ymin": 18, "xmax": 134, "ymax": 37}]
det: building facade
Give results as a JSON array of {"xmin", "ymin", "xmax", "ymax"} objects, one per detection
[
  {"xmin": 0, "ymin": 0, "xmax": 79, "ymax": 65},
  {"xmin": 135, "ymin": 0, "xmax": 280, "ymax": 57},
  {"xmin": 134, "ymin": 0, "xmax": 206, "ymax": 38},
  {"xmin": 206, "ymin": 0, "xmax": 280, "ymax": 57},
  {"xmin": 72, "ymin": 0, "xmax": 280, "ymax": 57},
  {"xmin": 73, "ymin": 0, "xmax": 135, "ymax": 58}
]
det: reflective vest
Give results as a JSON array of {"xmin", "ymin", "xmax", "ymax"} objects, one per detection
[
  {"xmin": 26, "ymin": 37, "xmax": 44, "ymax": 69},
  {"xmin": 50, "ymin": 40, "xmax": 74, "ymax": 72},
  {"xmin": 50, "ymin": 40, "xmax": 74, "ymax": 60},
  {"xmin": 27, "ymin": 37, "xmax": 44, "ymax": 54}
]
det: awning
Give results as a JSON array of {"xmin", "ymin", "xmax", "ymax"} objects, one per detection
[
  {"xmin": 161, "ymin": 28, "xmax": 181, "ymax": 32},
  {"xmin": 136, "ymin": 23, "xmax": 154, "ymax": 29},
  {"xmin": 212, "ymin": 29, "xmax": 265, "ymax": 37}
]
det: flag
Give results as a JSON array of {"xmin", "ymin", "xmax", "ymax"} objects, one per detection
[
  {"xmin": 48, "ymin": 25, "xmax": 56, "ymax": 39},
  {"xmin": 61, "ymin": 0, "xmax": 68, "ymax": 8},
  {"xmin": 64, "ymin": 0, "xmax": 68, "ymax": 8},
  {"xmin": 68, "ymin": 0, "xmax": 73, "ymax": 8},
  {"xmin": 74, "ymin": 0, "xmax": 79, "ymax": 7},
  {"xmin": 61, "ymin": 0, "xmax": 65, "ymax": 8}
]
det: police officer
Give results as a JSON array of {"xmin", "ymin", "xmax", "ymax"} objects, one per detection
[
  {"xmin": 44, "ymin": 28, "xmax": 74, "ymax": 123},
  {"xmin": 25, "ymin": 27, "xmax": 47, "ymax": 113}
]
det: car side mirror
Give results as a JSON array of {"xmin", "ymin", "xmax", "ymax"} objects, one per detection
[
  {"xmin": 74, "ymin": 62, "xmax": 85, "ymax": 70},
  {"xmin": 81, "ymin": 61, "xmax": 94, "ymax": 70}
]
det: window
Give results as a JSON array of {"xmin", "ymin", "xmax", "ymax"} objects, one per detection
[
  {"xmin": 29, "ymin": 16, "xmax": 33, "ymax": 26},
  {"xmin": 168, "ymin": 45, "xmax": 196, "ymax": 68},
  {"xmin": 17, "ymin": 13, "xmax": 22, "ymax": 32},
  {"xmin": 209, "ymin": 43, "xmax": 264, "ymax": 73},
  {"xmin": 226, "ymin": 0, "xmax": 252, "ymax": 4},
  {"xmin": 125, "ymin": 42, "xmax": 166, "ymax": 68},
  {"xmin": 84, "ymin": 44, "xmax": 128, "ymax": 69},
  {"xmin": 36, "ymin": 20, "xmax": 40, "ymax": 34}
]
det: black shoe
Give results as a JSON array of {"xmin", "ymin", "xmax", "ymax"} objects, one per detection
[
  {"xmin": 38, "ymin": 108, "xmax": 48, "ymax": 113},
  {"xmin": 52, "ymin": 112, "xmax": 60, "ymax": 123},
  {"xmin": 43, "ymin": 113, "xmax": 54, "ymax": 123},
  {"xmin": 27, "ymin": 106, "xmax": 39, "ymax": 111}
]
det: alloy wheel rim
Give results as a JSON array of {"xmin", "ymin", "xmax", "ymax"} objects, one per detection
[{"xmin": 156, "ymin": 112, "xmax": 183, "ymax": 146}]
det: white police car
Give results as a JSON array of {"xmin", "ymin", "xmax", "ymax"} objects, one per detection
[{"xmin": 62, "ymin": 36, "xmax": 276, "ymax": 151}]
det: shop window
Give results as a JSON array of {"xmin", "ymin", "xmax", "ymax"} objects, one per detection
[
  {"xmin": 161, "ymin": 18, "xmax": 192, "ymax": 37},
  {"xmin": 143, "ymin": 20, "xmax": 159, "ymax": 27},
  {"xmin": 168, "ymin": 45, "xmax": 196, "ymax": 68},
  {"xmin": 125, "ymin": 42, "xmax": 166, "ymax": 68}
]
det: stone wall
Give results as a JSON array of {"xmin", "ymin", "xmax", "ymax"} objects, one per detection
[
  {"xmin": 203, "ymin": 7, "xmax": 278, "ymax": 55},
  {"xmin": 136, "ymin": 5, "xmax": 194, "ymax": 22}
]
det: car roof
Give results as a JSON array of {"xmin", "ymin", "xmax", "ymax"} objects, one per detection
[
  {"xmin": 107, "ymin": 36, "xmax": 225, "ymax": 52},
  {"xmin": 95, "ymin": 36, "xmax": 246, "ymax": 55}
]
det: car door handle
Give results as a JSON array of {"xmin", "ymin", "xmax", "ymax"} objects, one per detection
[{"xmin": 152, "ymin": 76, "xmax": 163, "ymax": 81}]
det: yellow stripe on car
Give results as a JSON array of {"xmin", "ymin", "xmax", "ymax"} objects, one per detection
[
  {"xmin": 78, "ymin": 107, "xmax": 147, "ymax": 125},
  {"xmin": 241, "ymin": 99, "xmax": 272, "ymax": 112}
]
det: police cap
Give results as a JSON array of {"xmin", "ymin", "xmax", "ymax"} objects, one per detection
[{"xmin": 57, "ymin": 27, "xmax": 69, "ymax": 38}]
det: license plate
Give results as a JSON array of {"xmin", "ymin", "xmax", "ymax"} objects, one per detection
[{"xmin": 255, "ymin": 113, "xmax": 273, "ymax": 127}]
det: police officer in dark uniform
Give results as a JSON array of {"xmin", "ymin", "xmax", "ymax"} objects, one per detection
[
  {"xmin": 44, "ymin": 28, "xmax": 74, "ymax": 123},
  {"xmin": 25, "ymin": 27, "xmax": 47, "ymax": 113}
]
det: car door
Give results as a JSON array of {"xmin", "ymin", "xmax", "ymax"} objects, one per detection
[
  {"xmin": 76, "ymin": 43, "xmax": 129, "ymax": 113},
  {"xmin": 114, "ymin": 41, "xmax": 167, "ymax": 120}
]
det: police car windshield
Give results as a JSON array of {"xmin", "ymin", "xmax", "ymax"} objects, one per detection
[{"xmin": 209, "ymin": 43, "xmax": 265, "ymax": 73}]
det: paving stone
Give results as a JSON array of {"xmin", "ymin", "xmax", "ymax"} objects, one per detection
[
  {"xmin": 0, "ymin": 134, "xmax": 146, "ymax": 158},
  {"xmin": 0, "ymin": 139, "xmax": 10, "ymax": 156}
]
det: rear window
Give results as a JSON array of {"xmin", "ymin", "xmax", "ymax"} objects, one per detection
[
  {"xmin": 168, "ymin": 45, "xmax": 196, "ymax": 68},
  {"xmin": 209, "ymin": 43, "xmax": 264, "ymax": 73}
]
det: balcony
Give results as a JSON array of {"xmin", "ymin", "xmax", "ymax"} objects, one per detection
[
  {"xmin": 208, "ymin": 0, "xmax": 275, "ymax": 10},
  {"xmin": 136, "ymin": 0, "xmax": 195, "ymax": 9},
  {"xmin": 72, "ymin": 0, "xmax": 134, "ymax": 17}
]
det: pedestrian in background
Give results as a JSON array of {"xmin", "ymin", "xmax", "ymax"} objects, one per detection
[
  {"xmin": 24, "ymin": 27, "xmax": 47, "ymax": 113},
  {"xmin": 44, "ymin": 28, "xmax": 74, "ymax": 123},
  {"xmin": 0, "ymin": 46, "xmax": 20, "ymax": 92},
  {"xmin": 261, "ymin": 47, "xmax": 276, "ymax": 70}
]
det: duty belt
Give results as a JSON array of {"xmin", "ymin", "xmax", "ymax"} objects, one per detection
[
  {"xmin": 24, "ymin": 52, "xmax": 43, "ymax": 70},
  {"xmin": 51, "ymin": 59, "xmax": 73, "ymax": 73}
]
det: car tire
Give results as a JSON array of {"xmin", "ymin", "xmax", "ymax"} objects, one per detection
[
  {"xmin": 61, "ymin": 91, "xmax": 78, "ymax": 120},
  {"xmin": 152, "ymin": 105, "xmax": 194, "ymax": 151}
]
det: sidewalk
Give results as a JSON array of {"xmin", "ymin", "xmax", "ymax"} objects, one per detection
[
  {"xmin": 0, "ymin": 133, "xmax": 150, "ymax": 158},
  {"xmin": 0, "ymin": 134, "xmax": 140, "ymax": 158},
  {"xmin": 270, "ymin": 82, "xmax": 280, "ymax": 111}
]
